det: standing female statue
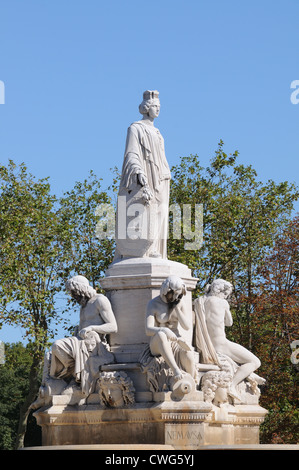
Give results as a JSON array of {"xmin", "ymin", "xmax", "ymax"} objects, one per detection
[{"xmin": 115, "ymin": 90, "xmax": 171, "ymax": 259}]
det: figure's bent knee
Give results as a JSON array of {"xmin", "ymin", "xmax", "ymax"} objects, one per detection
[
  {"xmin": 155, "ymin": 330, "xmax": 168, "ymax": 341},
  {"xmin": 150, "ymin": 330, "xmax": 168, "ymax": 355},
  {"xmin": 51, "ymin": 341, "xmax": 59, "ymax": 353},
  {"xmin": 51, "ymin": 339, "xmax": 63, "ymax": 354},
  {"xmin": 254, "ymin": 356, "xmax": 261, "ymax": 369}
]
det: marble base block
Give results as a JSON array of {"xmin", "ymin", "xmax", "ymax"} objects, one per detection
[{"xmin": 34, "ymin": 401, "xmax": 268, "ymax": 448}]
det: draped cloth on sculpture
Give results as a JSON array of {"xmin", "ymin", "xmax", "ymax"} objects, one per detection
[
  {"xmin": 115, "ymin": 121, "xmax": 171, "ymax": 259},
  {"xmin": 49, "ymin": 335, "xmax": 114, "ymax": 395},
  {"xmin": 139, "ymin": 341, "xmax": 192, "ymax": 393},
  {"xmin": 120, "ymin": 121, "xmax": 171, "ymax": 192},
  {"xmin": 193, "ymin": 296, "xmax": 220, "ymax": 366}
]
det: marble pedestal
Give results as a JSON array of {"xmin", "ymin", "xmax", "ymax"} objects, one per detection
[
  {"xmin": 34, "ymin": 400, "xmax": 268, "ymax": 448},
  {"xmin": 100, "ymin": 257, "xmax": 198, "ymax": 363}
]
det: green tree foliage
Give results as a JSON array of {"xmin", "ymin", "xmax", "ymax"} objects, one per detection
[
  {"xmin": 253, "ymin": 216, "xmax": 299, "ymax": 443},
  {"xmin": 169, "ymin": 142, "xmax": 299, "ymax": 349},
  {"xmin": 0, "ymin": 161, "xmax": 71, "ymax": 349},
  {"xmin": 0, "ymin": 162, "xmax": 114, "ymax": 447},
  {"xmin": 0, "ymin": 343, "xmax": 41, "ymax": 449},
  {"xmin": 0, "ymin": 161, "xmax": 71, "ymax": 448},
  {"xmin": 59, "ymin": 170, "xmax": 115, "ymax": 289},
  {"xmin": 168, "ymin": 145, "xmax": 299, "ymax": 442}
]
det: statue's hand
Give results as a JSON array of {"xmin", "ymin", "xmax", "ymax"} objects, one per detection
[
  {"xmin": 174, "ymin": 293, "xmax": 184, "ymax": 304},
  {"xmin": 137, "ymin": 173, "xmax": 147, "ymax": 186},
  {"xmin": 137, "ymin": 173, "xmax": 153, "ymax": 205},
  {"xmin": 79, "ymin": 327, "xmax": 92, "ymax": 339},
  {"xmin": 169, "ymin": 294, "xmax": 183, "ymax": 309},
  {"xmin": 142, "ymin": 186, "xmax": 153, "ymax": 205},
  {"xmin": 162, "ymin": 327, "xmax": 178, "ymax": 342}
]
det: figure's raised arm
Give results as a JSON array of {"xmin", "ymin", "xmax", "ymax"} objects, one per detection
[
  {"xmin": 120, "ymin": 125, "xmax": 144, "ymax": 191},
  {"xmin": 224, "ymin": 300, "xmax": 233, "ymax": 327},
  {"xmin": 174, "ymin": 302, "xmax": 190, "ymax": 331},
  {"xmin": 145, "ymin": 300, "xmax": 160, "ymax": 337}
]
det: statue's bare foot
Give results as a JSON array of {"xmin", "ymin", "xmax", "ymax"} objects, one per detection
[
  {"xmin": 30, "ymin": 396, "xmax": 45, "ymax": 411},
  {"xmin": 249, "ymin": 372, "xmax": 266, "ymax": 385},
  {"xmin": 149, "ymin": 252, "xmax": 162, "ymax": 258},
  {"xmin": 62, "ymin": 379, "xmax": 81, "ymax": 395}
]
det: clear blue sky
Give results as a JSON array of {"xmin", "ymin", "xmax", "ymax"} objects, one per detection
[{"xmin": 0, "ymin": 0, "xmax": 298, "ymax": 344}]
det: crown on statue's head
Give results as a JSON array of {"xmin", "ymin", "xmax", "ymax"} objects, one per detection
[{"xmin": 142, "ymin": 90, "xmax": 159, "ymax": 101}]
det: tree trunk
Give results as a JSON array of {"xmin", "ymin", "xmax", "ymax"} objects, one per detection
[
  {"xmin": 14, "ymin": 355, "xmax": 42, "ymax": 449},
  {"xmin": 247, "ymin": 242, "xmax": 253, "ymax": 350}
]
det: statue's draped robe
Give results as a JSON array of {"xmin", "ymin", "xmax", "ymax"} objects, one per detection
[
  {"xmin": 115, "ymin": 121, "xmax": 171, "ymax": 259},
  {"xmin": 50, "ymin": 334, "xmax": 114, "ymax": 395},
  {"xmin": 193, "ymin": 296, "xmax": 220, "ymax": 365}
]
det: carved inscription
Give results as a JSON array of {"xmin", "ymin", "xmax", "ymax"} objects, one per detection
[{"xmin": 165, "ymin": 423, "xmax": 204, "ymax": 447}]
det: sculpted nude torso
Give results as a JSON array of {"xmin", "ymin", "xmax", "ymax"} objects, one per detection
[
  {"xmin": 50, "ymin": 276, "xmax": 117, "ymax": 394},
  {"xmin": 79, "ymin": 294, "xmax": 117, "ymax": 340},
  {"xmin": 204, "ymin": 295, "xmax": 233, "ymax": 350},
  {"xmin": 146, "ymin": 276, "xmax": 195, "ymax": 380},
  {"xmin": 202, "ymin": 280, "xmax": 264, "ymax": 400}
]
